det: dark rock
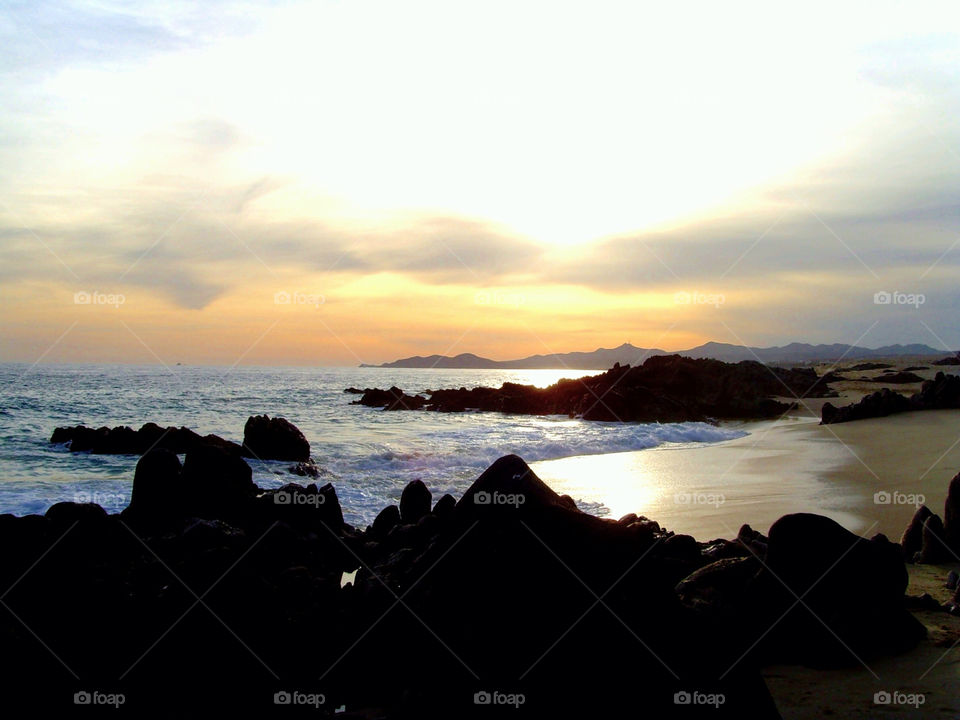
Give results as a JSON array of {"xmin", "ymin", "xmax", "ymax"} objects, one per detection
[
  {"xmin": 399, "ymin": 479, "xmax": 432, "ymax": 524},
  {"xmin": 128, "ymin": 448, "xmax": 182, "ymax": 519},
  {"xmin": 848, "ymin": 362, "xmax": 893, "ymax": 371},
  {"xmin": 180, "ymin": 445, "xmax": 255, "ymax": 519},
  {"xmin": 821, "ymin": 388, "xmax": 913, "ymax": 424},
  {"xmin": 745, "ymin": 513, "xmax": 925, "ymax": 665},
  {"xmin": 242, "ymin": 414, "xmax": 310, "ymax": 461},
  {"xmin": 870, "ymin": 371, "xmax": 924, "ymax": 384},
  {"xmin": 371, "ymin": 505, "xmax": 401, "ymax": 539},
  {"xmin": 900, "ymin": 505, "xmax": 933, "ymax": 561},
  {"xmin": 354, "ymin": 386, "xmax": 427, "ymax": 411},
  {"xmin": 737, "ymin": 523, "xmax": 769, "ymax": 556},
  {"xmin": 946, "ymin": 570, "xmax": 959, "ymax": 591},
  {"xmin": 349, "ymin": 356, "xmax": 845, "ymax": 423},
  {"xmin": 431, "ymin": 493, "xmax": 456, "ymax": 521},
  {"xmin": 933, "ymin": 355, "xmax": 960, "ymax": 366},
  {"xmin": 264, "ymin": 481, "xmax": 345, "ymax": 534},
  {"xmin": 904, "ymin": 593, "xmax": 942, "ymax": 611},
  {"xmin": 49, "ymin": 422, "xmax": 244, "ymax": 455},
  {"xmin": 289, "ymin": 460, "xmax": 321, "ymax": 478},
  {"xmin": 676, "ymin": 556, "xmax": 762, "ymax": 615},
  {"xmin": 45, "ymin": 501, "xmax": 108, "ymax": 526},
  {"xmin": 916, "ymin": 514, "xmax": 952, "ymax": 564},
  {"xmin": 945, "ymin": 472, "xmax": 960, "ymax": 553},
  {"xmin": 662, "ymin": 533, "xmax": 701, "ymax": 562}
]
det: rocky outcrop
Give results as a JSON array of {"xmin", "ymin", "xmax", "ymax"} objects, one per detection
[
  {"xmin": 353, "ymin": 356, "xmax": 844, "ymax": 423},
  {"xmin": 242, "ymin": 414, "xmax": 310, "ymax": 461},
  {"xmin": 870, "ymin": 371, "xmax": 924, "ymax": 384},
  {"xmin": 51, "ymin": 416, "xmax": 313, "ymax": 462},
  {"xmin": 354, "ymin": 386, "xmax": 428, "ymax": 410},
  {"xmin": 848, "ymin": 362, "xmax": 893, "ymax": 371},
  {"xmin": 49, "ymin": 422, "xmax": 243, "ymax": 455},
  {"xmin": 933, "ymin": 355, "xmax": 960, "ymax": 366},
  {"xmin": 821, "ymin": 372, "xmax": 960, "ymax": 424},
  {"xmin": 821, "ymin": 388, "xmax": 912, "ymax": 424}
]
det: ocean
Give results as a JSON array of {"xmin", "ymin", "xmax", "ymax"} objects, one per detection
[{"xmin": 0, "ymin": 363, "xmax": 747, "ymax": 526}]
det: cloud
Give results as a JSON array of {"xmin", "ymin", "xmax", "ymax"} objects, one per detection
[{"xmin": 0, "ymin": 176, "xmax": 547, "ymax": 309}]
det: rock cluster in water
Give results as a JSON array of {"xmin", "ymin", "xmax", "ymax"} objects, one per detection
[
  {"xmin": 50, "ymin": 414, "xmax": 310, "ymax": 462},
  {"xmin": 351, "ymin": 355, "xmax": 841, "ymax": 422},
  {"xmin": 821, "ymin": 371, "xmax": 960, "ymax": 424}
]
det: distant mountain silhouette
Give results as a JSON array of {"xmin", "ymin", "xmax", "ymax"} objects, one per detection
[{"xmin": 362, "ymin": 341, "xmax": 945, "ymax": 369}]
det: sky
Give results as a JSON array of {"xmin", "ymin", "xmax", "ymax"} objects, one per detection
[{"xmin": 1, "ymin": 0, "xmax": 959, "ymax": 365}]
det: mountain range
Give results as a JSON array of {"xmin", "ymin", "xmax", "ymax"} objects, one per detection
[{"xmin": 361, "ymin": 341, "xmax": 947, "ymax": 369}]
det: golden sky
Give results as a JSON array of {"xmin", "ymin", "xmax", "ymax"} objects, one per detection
[{"xmin": 1, "ymin": 1, "xmax": 959, "ymax": 365}]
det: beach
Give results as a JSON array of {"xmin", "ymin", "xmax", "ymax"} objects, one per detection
[{"xmin": 533, "ymin": 371, "xmax": 960, "ymax": 719}]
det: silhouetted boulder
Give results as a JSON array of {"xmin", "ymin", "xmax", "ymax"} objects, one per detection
[
  {"xmin": 181, "ymin": 445, "xmax": 255, "ymax": 519},
  {"xmin": 45, "ymin": 501, "xmax": 108, "ymax": 526},
  {"xmin": 901, "ymin": 505, "xmax": 933, "ymax": 561},
  {"xmin": 399, "ymin": 480, "xmax": 432, "ymax": 524},
  {"xmin": 945, "ymin": 472, "xmax": 960, "ymax": 553},
  {"xmin": 916, "ymin": 514, "xmax": 952, "ymax": 564},
  {"xmin": 740, "ymin": 513, "xmax": 924, "ymax": 665},
  {"xmin": 371, "ymin": 505, "xmax": 401, "ymax": 539},
  {"xmin": 242, "ymin": 414, "xmax": 310, "ymax": 461},
  {"xmin": 431, "ymin": 493, "xmax": 456, "ymax": 521}
]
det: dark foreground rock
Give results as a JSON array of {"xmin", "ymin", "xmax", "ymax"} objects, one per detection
[
  {"xmin": 0, "ymin": 454, "xmax": 925, "ymax": 717},
  {"xmin": 821, "ymin": 371, "xmax": 960, "ymax": 424},
  {"xmin": 354, "ymin": 355, "xmax": 841, "ymax": 422},
  {"xmin": 678, "ymin": 513, "xmax": 925, "ymax": 667}
]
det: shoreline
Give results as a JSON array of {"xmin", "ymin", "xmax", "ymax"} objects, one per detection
[{"xmin": 534, "ymin": 407, "xmax": 960, "ymax": 541}]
